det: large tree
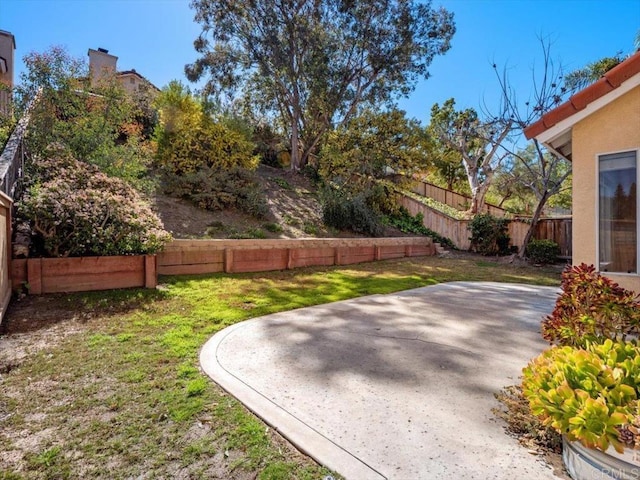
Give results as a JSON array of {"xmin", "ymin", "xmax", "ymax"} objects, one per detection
[
  {"xmin": 186, "ymin": 0, "xmax": 455, "ymax": 170},
  {"xmin": 429, "ymin": 98, "xmax": 511, "ymax": 215},
  {"xmin": 492, "ymin": 39, "xmax": 573, "ymax": 257},
  {"xmin": 319, "ymin": 108, "xmax": 429, "ymax": 193}
]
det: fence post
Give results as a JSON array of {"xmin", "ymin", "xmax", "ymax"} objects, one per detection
[
  {"xmin": 287, "ymin": 248, "xmax": 293, "ymax": 269},
  {"xmin": 224, "ymin": 248, "xmax": 234, "ymax": 273},
  {"xmin": 144, "ymin": 255, "xmax": 157, "ymax": 288},
  {"xmin": 27, "ymin": 258, "xmax": 43, "ymax": 294},
  {"xmin": 334, "ymin": 247, "xmax": 342, "ymax": 265}
]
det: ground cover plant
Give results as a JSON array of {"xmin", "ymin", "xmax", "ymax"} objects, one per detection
[{"xmin": 0, "ymin": 255, "xmax": 559, "ymax": 479}]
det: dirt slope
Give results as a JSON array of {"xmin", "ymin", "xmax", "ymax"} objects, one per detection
[{"xmin": 152, "ymin": 165, "xmax": 401, "ymax": 240}]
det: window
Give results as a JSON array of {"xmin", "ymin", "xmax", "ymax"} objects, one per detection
[{"xmin": 598, "ymin": 151, "xmax": 637, "ymax": 274}]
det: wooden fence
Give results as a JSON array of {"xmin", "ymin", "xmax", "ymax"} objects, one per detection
[
  {"xmin": 533, "ymin": 217, "xmax": 572, "ymax": 258},
  {"xmin": 0, "ymin": 192, "xmax": 11, "ymax": 322},
  {"xmin": 410, "ymin": 179, "xmax": 507, "ymax": 217},
  {"xmin": 11, "ymin": 255, "xmax": 157, "ymax": 294},
  {"xmin": 158, "ymin": 237, "xmax": 436, "ymax": 276},
  {"xmin": 399, "ymin": 194, "xmax": 569, "ymax": 254}
]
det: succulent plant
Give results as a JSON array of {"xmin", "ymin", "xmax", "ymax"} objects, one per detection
[
  {"xmin": 541, "ymin": 264, "xmax": 640, "ymax": 347},
  {"xmin": 522, "ymin": 339, "xmax": 640, "ymax": 453}
]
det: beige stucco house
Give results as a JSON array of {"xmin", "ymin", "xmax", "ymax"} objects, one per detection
[
  {"xmin": 88, "ymin": 47, "xmax": 158, "ymax": 95},
  {"xmin": 525, "ymin": 51, "xmax": 640, "ymax": 293}
]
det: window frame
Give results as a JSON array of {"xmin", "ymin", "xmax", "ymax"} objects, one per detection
[{"xmin": 595, "ymin": 148, "xmax": 640, "ymax": 276}]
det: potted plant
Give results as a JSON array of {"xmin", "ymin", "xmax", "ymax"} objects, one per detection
[{"xmin": 522, "ymin": 264, "xmax": 640, "ymax": 479}]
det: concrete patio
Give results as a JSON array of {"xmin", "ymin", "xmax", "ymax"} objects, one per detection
[{"xmin": 200, "ymin": 281, "xmax": 563, "ymax": 480}]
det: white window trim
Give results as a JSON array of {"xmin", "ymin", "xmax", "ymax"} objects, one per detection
[{"xmin": 595, "ymin": 148, "xmax": 640, "ymax": 276}]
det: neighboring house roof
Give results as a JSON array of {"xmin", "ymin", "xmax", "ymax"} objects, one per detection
[{"xmin": 524, "ymin": 51, "xmax": 640, "ymax": 160}]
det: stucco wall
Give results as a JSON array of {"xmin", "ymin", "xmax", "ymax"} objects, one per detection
[
  {"xmin": 572, "ymin": 84, "xmax": 640, "ymax": 293},
  {"xmin": 118, "ymin": 73, "xmax": 144, "ymax": 95}
]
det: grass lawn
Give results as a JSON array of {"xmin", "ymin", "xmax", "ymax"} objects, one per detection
[{"xmin": 0, "ymin": 255, "xmax": 561, "ymax": 479}]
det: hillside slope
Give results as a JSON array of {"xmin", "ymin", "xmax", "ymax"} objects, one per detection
[{"xmin": 152, "ymin": 165, "xmax": 405, "ymax": 240}]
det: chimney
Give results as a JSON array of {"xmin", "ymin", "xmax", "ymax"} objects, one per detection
[{"xmin": 88, "ymin": 47, "xmax": 118, "ymax": 87}]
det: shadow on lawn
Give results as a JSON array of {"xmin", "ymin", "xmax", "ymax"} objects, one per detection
[{"xmin": 1, "ymin": 288, "xmax": 168, "ymax": 335}]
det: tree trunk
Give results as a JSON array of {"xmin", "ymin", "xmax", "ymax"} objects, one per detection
[
  {"xmin": 465, "ymin": 165, "xmax": 481, "ymax": 214},
  {"xmin": 517, "ymin": 192, "xmax": 550, "ymax": 258},
  {"xmin": 469, "ymin": 179, "xmax": 489, "ymax": 215},
  {"xmin": 290, "ymin": 120, "xmax": 300, "ymax": 171}
]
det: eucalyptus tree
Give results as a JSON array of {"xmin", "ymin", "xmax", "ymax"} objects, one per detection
[
  {"xmin": 429, "ymin": 98, "xmax": 512, "ymax": 215},
  {"xmin": 186, "ymin": 0, "xmax": 455, "ymax": 170}
]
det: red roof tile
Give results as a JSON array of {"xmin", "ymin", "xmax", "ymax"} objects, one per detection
[{"xmin": 524, "ymin": 50, "xmax": 640, "ymax": 139}]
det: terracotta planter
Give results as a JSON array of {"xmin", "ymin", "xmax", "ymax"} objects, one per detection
[{"xmin": 563, "ymin": 437, "xmax": 640, "ymax": 480}]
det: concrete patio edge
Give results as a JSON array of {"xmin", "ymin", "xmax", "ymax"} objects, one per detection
[{"xmin": 199, "ymin": 319, "xmax": 387, "ymax": 480}]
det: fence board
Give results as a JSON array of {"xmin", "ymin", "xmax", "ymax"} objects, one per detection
[
  {"xmin": 158, "ymin": 263, "xmax": 224, "ymax": 276},
  {"xmin": 337, "ymin": 246, "xmax": 376, "ymax": 265},
  {"xmin": 43, "ymin": 270, "xmax": 145, "ymax": 294},
  {"xmin": 12, "ymin": 255, "xmax": 156, "ymax": 294},
  {"xmin": 289, "ymin": 247, "xmax": 335, "ymax": 268},
  {"xmin": 535, "ymin": 218, "xmax": 572, "ymax": 257},
  {"xmin": 411, "ymin": 179, "xmax": 507, "ymax": 217},
  {"xmin": 378, "ymin": 245, "xmax": 406, "ymax": 260},
  {"xmin": 231, "ymin": 248, "xmax": 289, "ymax": 273},
  {"xmin": 0, "ymin": 193, "xmax": 11, "ymax": 323}
]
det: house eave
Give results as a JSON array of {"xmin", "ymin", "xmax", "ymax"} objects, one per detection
[{"xmin": 535, "ymin": 73, "xmax": 640, "ymax": 161}]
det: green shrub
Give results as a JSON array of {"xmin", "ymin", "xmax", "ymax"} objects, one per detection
[
  {"xmin": 522, "ymin": 339, "xmax": 640, "ymax": 453},
  {"xmin": 262, "ymin": 222, "xmax": 283, "ymax": 233},
  {"xmin": 302, "ymin": 222, "xmax": 319, "ymax": 235},
  {"xmin": 18, "ymin": 154, "xmax": 170, "ymax": 257},
  {"xmin": 468, "ymin": 213, "xmax": 510, "ymax": 255},
  {"xmin": 526, "ymin": 239, "xmax": 560, "ymax": 265},
  {"xmin": 321, "ymin": 188, "xmax": 384, "ymax": 236},
  {"xmin": 385, "ymin": 207, "xmax": 455, "ymax": 249},
  {"xmin": 154, "ymin": 81, "xmax": 259, "ymax": 175},
  {"xmin": 156, "ymin": 119, "xmax": 259, "ymax": 175},
  {"xmin": 271, "ymin": 177, "xmax": 291, "ymax": 190},
  {"xmin": 541, "ymin": 264, "xmax": 640, "ymax": 347},
  {"xmin": 164, "ymin": 165, "xmax": 268, "ymax": 219},
  {"xmin": 0, "ymin": 111, "xmax": 16, "ymax": 150},
  {"xmin": 229, "ymin": 228, "xmax": 266, "ymax": 239}
]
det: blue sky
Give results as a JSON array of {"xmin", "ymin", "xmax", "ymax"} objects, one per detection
[{"xmin": 2, "ymin": 0, "xmax": 639, "ymax": 124}]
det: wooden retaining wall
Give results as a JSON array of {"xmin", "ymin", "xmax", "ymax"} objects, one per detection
[
  {"xmin": 158, "ymin": 237, "xmax": 436, "ymax": 276},
  {"xmin": 11, "ymin": 255, "xmax": 157, "ymax": 294}
]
